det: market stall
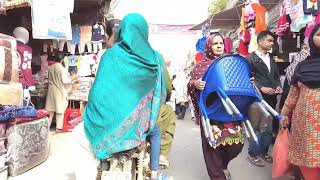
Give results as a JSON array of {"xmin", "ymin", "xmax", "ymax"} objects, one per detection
[
  {"xmin": 192, "ymin": 0, "xmax": 319, "ymax": 75},
  {"xmin": 0, "ymin": 0, "xmax": 110, "ymax": 178}
]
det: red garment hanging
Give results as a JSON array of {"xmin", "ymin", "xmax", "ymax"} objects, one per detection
[{"xmin": 252, "ymin": 3, "xmax": 267, "ymax": 33}]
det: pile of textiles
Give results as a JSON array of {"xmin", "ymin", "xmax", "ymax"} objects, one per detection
[
  {"xmin": 0, "ymin": 106, "xmax": 50, "ymax": 177},
  {"xmin": 68, "ymin": 77, "xmax": 94, "ymax": 101}
]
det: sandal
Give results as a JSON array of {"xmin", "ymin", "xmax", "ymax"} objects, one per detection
[
  {"xmin": 159, "ymin": 155, "xmax": 170, "ymax": 168},
  {"xmin": 261, "ymin": 154, "xmax": 273, "ymax": 163},
  {"xmin": 247, "ymin": 156, "xmax": 265, "ymax": 167},
  {"xmin": 223, "ymin": 169, "xmax": 232, "ymax": 180}
]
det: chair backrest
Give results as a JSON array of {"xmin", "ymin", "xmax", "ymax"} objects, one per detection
[{"xmin": 199, "ymin": 54, "xmax": 260, "ymax": 122}]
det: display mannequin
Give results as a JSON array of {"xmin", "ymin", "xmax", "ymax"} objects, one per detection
[{"xmin": 13, "ymin": 27, "xmax": 35, "ymax": 103}]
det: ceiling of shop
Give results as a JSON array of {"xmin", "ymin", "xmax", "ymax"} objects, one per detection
[{"xmin": 73, "ymin": 0, "xmax": 108, "ymax": 12}]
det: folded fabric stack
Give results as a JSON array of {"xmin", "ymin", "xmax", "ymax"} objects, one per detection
[
  {"xmin": 68, "ymin": 77, "xmax": 94, "ymax": 101},
  {"xmin": 0, "ymin": 106, "xmax": 50, "ymax": 177}
]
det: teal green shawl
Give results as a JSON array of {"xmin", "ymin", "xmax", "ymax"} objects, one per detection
[{"xmin": 83, "ymin": 13, "xmax": 166, "ymax": 160}]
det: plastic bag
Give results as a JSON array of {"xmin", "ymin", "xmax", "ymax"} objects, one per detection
[{"xmin": 272, "ymin": 128, "xmax": 291, "ymax": 178}]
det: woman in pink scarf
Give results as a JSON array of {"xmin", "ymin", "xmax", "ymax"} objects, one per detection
[{"xmin": 188, "ymin": 34, "xmax": 244, "ymax": 180}]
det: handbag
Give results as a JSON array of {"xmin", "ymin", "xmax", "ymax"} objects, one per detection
[
  {"xmin": 272, "ymin": 128, "xmax": 291, "ymax": 178},
  {"xmin": 62, "ymin": 100, "xmax": 81, "ymax": 132}
]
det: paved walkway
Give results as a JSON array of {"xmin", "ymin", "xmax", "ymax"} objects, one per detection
[{"xmin": 9, "ymin": 112, "xmax": 290, "ymax": 180}]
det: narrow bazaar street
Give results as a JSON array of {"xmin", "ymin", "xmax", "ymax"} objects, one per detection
[{"xmin": 10, "ymin": 111, "xmax": 289, "ymax": 180}]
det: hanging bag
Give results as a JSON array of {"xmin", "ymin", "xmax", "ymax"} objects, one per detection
[
  {"xmin": 272, "ymin": 128, "xmax": 291, "ymax": 178},
  {"xmin": 62, "ymin": 100, "xmax": 81, "ymax": 132}
]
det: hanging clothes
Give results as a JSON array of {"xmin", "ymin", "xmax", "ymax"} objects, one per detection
[
  {"xmin": 276, "ymin": 1, "xmax": 291, "ymax": 36},
  {"xmin": 252, "ymin": 3, "xmax": 267, "ymax": 33},
  {"xmin": 80, "ymin": 26, "xmax": 92, "ymax": 44},
  {"xmin": 224, "ymin": 37, "xmax": 233, "ymax": 54},
  {"xmin": 244, "ymin": 3, "xmax": 255, "ymax": 23},
  {"xmin": 289, "ymin": 0, "xmax": 314, "ymax": 32},
  {"xmin": 77, "ymin": 55, "xmax": 92, "ymax": 77},
  {"xmin": 17, "ymin": 41, "xmax": 34, "ymax": 87},
  {"xmin": 240, "ymin": 8, "xmax": 246, "ymax": 32},
  {"xmin": 303, "ymin": 0, "xmax": 320, "ymax": 16},
  {"xmin": 72, "ymin": 25, "xmax": 81, "ymax": 45},
  {"xmin": 305, "ymin": 11, "xmax": 320, "ymax": 40},
  {"xmin": 248, "ymin": 28, "xmax": 258, "ymax": 53},
  {"xmin": 238, "ymin": 29, "xmax": 251, "ymax": 56},
  {"xmin": 91, "ymin": 24, "xmax": 105, "ymax": 42}
]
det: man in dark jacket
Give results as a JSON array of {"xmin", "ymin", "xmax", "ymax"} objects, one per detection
[{"xmin": 247, "ymin": 31, "xmax": 282, "ymax": 167}]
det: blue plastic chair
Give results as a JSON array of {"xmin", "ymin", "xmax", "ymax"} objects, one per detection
[{"xmin": 198, "ymin": 54, "xmax": 281, "ymax": 147}]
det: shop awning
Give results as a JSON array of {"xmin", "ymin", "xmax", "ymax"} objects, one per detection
[
  {"xmin": 190, "ymin": 0, "xmax": 280, "ymax": 30},
  {"xmin": 3, "ymin": 0, "xmax": 31, "ymax": 11},
  {"xmin": 1, "ymin": 0, "xmax": 105, "ymax": 14}
]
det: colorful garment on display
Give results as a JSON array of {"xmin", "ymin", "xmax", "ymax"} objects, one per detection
[
  {"xmin": 289, "ymin": 0, "xmax": 314, "ymax": 32},
  {"xmin": 80, "ymin": 26, "xmax": 92, "ymax": 44},
  {"xmin": 83, "ymin": 14, "xmax": 167, "ymax": 159},
  {"xmin": 67, "ymin": 55, "xmax": 78, "ymax": 67},
  {"xmin": 303, "ymin": 0, "xmax": 320, "ymax": 16},
  {"xmin": 248, "ymin": 28, "xmax": 258, "ymax": 53},
  {"xmin": 72, "ymin": 25, "xmax": 80, "ymax": 45},
  {"xmin": 16, "ymin": 41, "xmax": 34, "ymax": 86},
  {"xmin": 305, "ymin": 11, "xmax": 320, "ymax": 39},
  {"xmin": 240, "ymin": 8, "xmax": 246, "ymax": 32},
  {"xmin": 276, "ymin": 1, "xmax": 291, "ymax": 36},
  {"xmin": 244, "ymin": 3, "xmax": 255, "ymax": 23},
  {"xmin": 238, "ymin": 29, "xmax": 251, "ymax": 56},
  {"xmin": 252, "ymin": 3, "xmax": 267, "ymax": 33},
  {"xmin": 224, "ymin": 37, "xmax": 233, "ymax": 54},
  {"xmin": 39, "ymin": 54, "xmax": 48, "ymax": 81},
  {"xmin": 77, "ymin": 56, "xmax": 91, "ymax": 77},
  {"xmin": 91, "ymin": 24, "xmax": 104, "ymax": 42},
  {"xmin": 285, "ymin": 0, "xmax": 292, "ymax": 16}
]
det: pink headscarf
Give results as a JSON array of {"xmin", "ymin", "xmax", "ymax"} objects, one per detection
[{"xmin": 203, "ymin": 33, "xmax": 225, "ymax": 61}]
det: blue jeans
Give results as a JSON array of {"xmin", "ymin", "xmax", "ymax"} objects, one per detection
[
  {"xmin": 148, "ymin": 125, "xmax": 161, "ymax": 171},
  {"xmin": 248, "ymin": 129, "xmax": 273, "ymax": 157}
]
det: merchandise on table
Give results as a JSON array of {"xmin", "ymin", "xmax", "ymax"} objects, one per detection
[{"xmin": 68, "ymin": 77, "xmax": 94, "ymax": 101}]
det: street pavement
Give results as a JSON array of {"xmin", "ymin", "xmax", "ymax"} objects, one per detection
[{"xmin": 8, "ymin": 110, "xmax": 290, "ymax": 180}]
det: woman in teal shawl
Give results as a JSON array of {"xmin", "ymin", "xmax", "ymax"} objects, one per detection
[{"xmin": 83, "ymin": 13, "xmax": 166, "ymax": 162}]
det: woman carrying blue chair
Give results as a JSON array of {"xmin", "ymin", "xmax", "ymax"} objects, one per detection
[{"xmin": 188, "ymin": 33, "xmax": 281, "ymax": 180}]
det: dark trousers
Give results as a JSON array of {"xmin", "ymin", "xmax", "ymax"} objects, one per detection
[
  {"xmin": 200, "ymin": 125, "xmax": 244, "ymax": 180},
  {"xmin": 262, "ymin": 94, "xmax": 278, "ymax": 135},
  {"xmin": 248, "ymin": 129, "xmax": 273, "ymax": 157},
  {"xmin": 247, "ymin": 94, "xmax": 276, "ymax": 157}
]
